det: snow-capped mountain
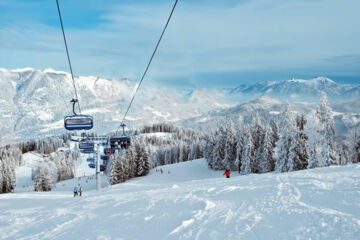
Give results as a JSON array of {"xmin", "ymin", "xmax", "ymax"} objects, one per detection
[
  {"xmin": 0, "ymin": 68, "xmax": 230, "ymax": 144},
  {"xmin": 183, "ymin": 96, "xmax": 360, "ymax": 135},
  {"xmin": 229, "ymin": 77, "xmax": 360, "ymax": 101},
  {"xmin": 1, "ymin": 68, "xmax": 359, "ymax": 144}
]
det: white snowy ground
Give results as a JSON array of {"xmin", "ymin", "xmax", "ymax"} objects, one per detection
[{"xmin": 1, "ymin": 158, "xmax": 360, "ymax": 240}]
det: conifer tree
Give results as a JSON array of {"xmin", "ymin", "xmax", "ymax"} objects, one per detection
[
  {"xmin": 287, "ymin": 114, "xmax": 309, "ymax": 171},
  {"xmin": 317, "ymin": 93, "xmax": 338, "ymax": 166},
  {"xmin": 241, "ymin": 130, "xmax": 254, "ymax": 174},
  {"xmin": 223, "ymin": 122, "xmax": 237, "ymax": 170},
  {"xmin": 275, "ymin": 104, "xmax": 294, "ymax": 172},
  {"xmin": 260, "ymin": 125, "xmax": 276, "ymax": 173}
]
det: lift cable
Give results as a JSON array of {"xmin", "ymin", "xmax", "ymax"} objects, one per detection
[
  {"xmin": 115, "ymin": 0, "xmax": 179, "ymax": 135},
  {"xmin": 56, "ymin": 0, "xmax": 82, "ymax": 114}
]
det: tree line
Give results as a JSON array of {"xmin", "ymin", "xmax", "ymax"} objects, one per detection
[{"xmin": 204, "ymin": 93, "xmax": 360, "ymax": 174}]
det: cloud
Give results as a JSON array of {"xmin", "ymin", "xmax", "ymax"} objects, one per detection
[{"xmin": 0, "ymin": 0, "xmax": 359, "ymax": 87}]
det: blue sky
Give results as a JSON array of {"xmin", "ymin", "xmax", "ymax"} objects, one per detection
[{"xmin": 0, "ymin": 0, "xmax": 359, "ymax": 88}]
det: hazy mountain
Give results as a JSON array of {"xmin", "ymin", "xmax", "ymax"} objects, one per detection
[
  {"xmin": 0, "ymin": 68, "xmax": 359, "ymax": 144},
  {"xmin": 229, "ymin": 77, "xmax": 360, "ymax": 101},
  {"xmin": 0, "ymin": 68, "xmax": 230, "ymax": 144}
]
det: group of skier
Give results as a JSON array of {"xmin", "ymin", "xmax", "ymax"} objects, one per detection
[{"xmin": 73, "ymin": 184, "xmax": 83, "ymax": 197}]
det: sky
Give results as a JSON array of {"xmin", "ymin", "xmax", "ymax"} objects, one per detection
[{"xmin": 0, "ymin": 0, "xmax": 359, "ymax": 88}]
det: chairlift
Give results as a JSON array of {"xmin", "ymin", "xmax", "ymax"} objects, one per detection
[
  {"xmin": 87, "ymin": 157, "xmax": 95, "ymax": 162},
  {"xmin": 82, "ymin": 148, "xmax": 94, "ymax": 154},
  {"xmin": 88, "ymin": 163, "xmax": 95, "ymax": 168},
  {"xmin": 64, "ymin": 99, "xmax": 94, "ymax": 131},
  {"xmin": 100, "ymin": 165, "xmax": 106, "ymax": 172},
  {"xmin": 79, "ymin": 141, "xmax": 94, "ymax": 150},
  {"xmin": 110, "ymin": 123, "xmax": 131, "ymax": 149},
  {"xmin": 110, "ymin": 136, "xmax": 131, "ymax": 149},
  {"xmin": 101, "ymin": 155, "xmax": 110, "ymax": 161}
]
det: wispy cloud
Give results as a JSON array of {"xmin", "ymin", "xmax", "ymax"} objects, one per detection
[{"xmin": 0, "ymin": 0, "xmax": 359, "ymax": 87}]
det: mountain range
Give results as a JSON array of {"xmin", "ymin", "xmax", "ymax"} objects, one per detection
[{"xmin": 0, "ymin": 68, "xmax": 359, "ymax": 144}]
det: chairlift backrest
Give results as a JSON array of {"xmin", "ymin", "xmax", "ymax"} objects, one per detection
[
  {"xmin": 79, "ymin": 141, "xmax": 94, "ymax": 150},
  {"xmin": 64, "ymin": 115, "xmax": 93, "ymax": 131}
]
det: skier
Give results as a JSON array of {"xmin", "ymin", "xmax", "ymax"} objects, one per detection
[
  {"xmin": 79, "ymin": 185, "xmax": 82, "ymax": 197},
  {"xmin": 223, "ymin": 169, "xmax": 230, "ymax": 178},
  {"xmin": 73, "ymin": 186, "xmax": 78, "ymax": 197}
]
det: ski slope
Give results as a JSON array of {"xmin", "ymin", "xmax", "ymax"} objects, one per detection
[{"xmin": 1, "ymin": 159, "xmax": 360, "ymax": 240}]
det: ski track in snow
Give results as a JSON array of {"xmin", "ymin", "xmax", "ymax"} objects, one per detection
[{"xmin": 1, "ymin": 158, "xmax": 360, "ymax": 239}]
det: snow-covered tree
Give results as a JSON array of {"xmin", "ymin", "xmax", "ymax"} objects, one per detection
[
  {"xmin": 317, "ymin": 93, "xmax": 338, "ymax": 166},
  {"xmin": 235, "ymin": 125, "xmax": 247, "ymax": 173},
  {"xmin": 260, "ymin": 124, "xmax": 276, "ymax": 173},
  {"xmin": 251, "ymin": 113, "xmax": 266, "ymax": 173},
  {"xmin": 34, "ymin": 162, "xmax": 56, "ymax": 192},
  {"xmin": 287, "ymin": 114, "xmax": 309, "ymax": 171},
  {"xmin": 223, "ymin": 122, "xmax": 237, "ymax": 170},
  {"xmin": 241, "ymin": 130, "xmax": 254, "ymax": 174},
  {"xmin": 211, "ymin": 127, "xmax": 226, "ymax": 170},
  {"xmin": 275, "ymin": 104, "xmax": 294, "ymax": 172}
]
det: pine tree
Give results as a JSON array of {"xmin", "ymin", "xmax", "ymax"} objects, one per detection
[
  {"xmin": 223, "ymin": 122, "xmax": 237, "ymax": 170},
  {"xmin": 241, "ymin": 131, "xmax": 254, "ymax": 174},
  {"xmin": 260, "ymin": 125, "xmax": 276, "ymax": 173},
  {"xmin": 287, "ymin": 114, "xmax": 309, "ymax": 171},
  {"xmin": 0, "ymin": 149, "xmax": 16, "ymax": 193},
  {"xmin": 235, "ymin": 125, "xmax": 247, "ymax": 173},
  {"xmin": 212, "ymin": 127, "xmax": 226, "ymax": 170},
  {"xmin": 275, "ymin": 104, "xmax": 294, "ymax": 172},
  {"xmin": 317, "ymin": 93, "xmax": 338, "ymax": 166},
  {"xmin": 251, "ymin": 113, "xmax": 265, "ymax": 173}
]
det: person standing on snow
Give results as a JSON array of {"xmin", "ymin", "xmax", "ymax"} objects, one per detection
[
  {"xmin": 73, "ymin": 186, "xmax": 78, "ymax": 197},
  {"xmin": 79, "ymin": 185, "xmax": 83, "ymax": 197},
  {"xmin": 223, "ymin": 169, "xmax": 230, "ymax": 178}
]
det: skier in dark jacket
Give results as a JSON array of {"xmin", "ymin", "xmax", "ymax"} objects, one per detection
[{"xmin": 223, "ymin": 169, "xmax": 230, "ymax": 178}]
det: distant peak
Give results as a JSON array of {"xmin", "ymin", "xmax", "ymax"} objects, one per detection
[
  {"xmin": 10, "ymin": 67, "xmax": 35, "ymax": 72},
  {"xmin": 312, "ymin": 76, "xmax": 335, "ymax": 83},
  {"xmin": 43, "ymin": 68, "xmax": 69, "ymax": 75}
]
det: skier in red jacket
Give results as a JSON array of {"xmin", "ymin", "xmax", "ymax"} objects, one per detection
[{"xmin": 223, "ymin": 169, "xmax": 230, "ymax": 178}]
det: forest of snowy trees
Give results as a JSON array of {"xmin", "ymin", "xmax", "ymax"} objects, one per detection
[
  {"xmin": 32, "ymin": 150, "xmax": 80, "ymax": 191},
  {"xmin": 110, "ymin": 140, "xmax": 150, "ymax": 184},
  {"xmin": 0, "ymin": 133, "xmax": 75, "ymax": 193},
  {"xmin": 204, "ymin": 94, "xmax": 360, "ymax": 174},
  {"xmin": 110, "ymin": 124, "xmax": 205, "ymax": 184}
]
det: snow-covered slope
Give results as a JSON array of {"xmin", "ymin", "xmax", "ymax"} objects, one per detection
[
  {"xmin": 1, "ymin": 159, "xmax": 360, "ymax": 239},
  {"xmin": 0, "ymin": 68, "xmax": 230, "ymax": 144}
]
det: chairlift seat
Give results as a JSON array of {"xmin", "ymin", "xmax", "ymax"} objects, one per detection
[
  {"xmin": 110, "ymin": 136, "xmax": 131, "ymax": 149},
  {"xmin": 87, "ymin": 158, "xmax": 95, "ymax": 162},
  {"xmin": 88, "ymin": 163, "xmax": 95, "ymax": 168}
]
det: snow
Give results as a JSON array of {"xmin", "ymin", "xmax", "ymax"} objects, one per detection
[
  {"xmin": 2, "ymin": 158, "xmax": 360, "ymax": 239},
  {"xmin": 139, "ymin": 132, "xmax": 172, "ymax": 138}
]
